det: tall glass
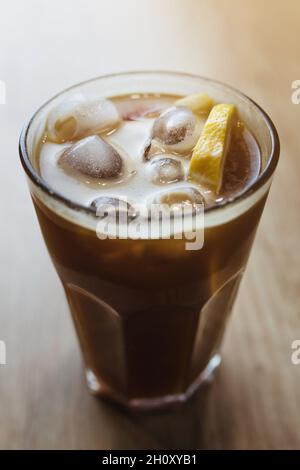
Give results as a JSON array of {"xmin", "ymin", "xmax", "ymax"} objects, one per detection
[{"xmin": 19, "ymin": 72, "xmax": 279, "ymax": 410}]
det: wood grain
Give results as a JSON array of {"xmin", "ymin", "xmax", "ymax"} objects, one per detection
[{"xmin": 0, "ymin": 0, "xmax": 300, "ymax": 450}]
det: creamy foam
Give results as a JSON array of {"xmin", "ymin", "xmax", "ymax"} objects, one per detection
[
  {"xmin": 41, "ymin": 119, "xmax": 214, "ymax": 205},
  {"xmin": 35, "ymin": 93, "xmax": 262, "ymax": 233}
]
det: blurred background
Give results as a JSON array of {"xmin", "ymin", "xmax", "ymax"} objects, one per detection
[{"xmin": 0, "ymin": 0, "xmax": 300, "ymax": 449}]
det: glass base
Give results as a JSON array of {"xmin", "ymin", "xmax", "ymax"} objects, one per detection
[{"xmin": 86, "ymin": 353, "xmax": 221, "ymax": 411}]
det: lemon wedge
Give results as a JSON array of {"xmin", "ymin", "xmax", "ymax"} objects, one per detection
[
  {"xmin": 189, "ymin": 103, "xmax": 235, "ymax": 192},
  {"xmin": 175, "ymin": 93, "xmax": 214, "ymax": 115}
]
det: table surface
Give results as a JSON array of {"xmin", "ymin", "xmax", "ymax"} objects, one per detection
[{"xmin": 1, "ymin": 0, "xmax": 300, "ymax": 450}]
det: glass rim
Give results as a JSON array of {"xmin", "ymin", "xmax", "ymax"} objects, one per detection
[{"xmin": 19, "ymin": 70, "xmax": 280, "ymax": 217}]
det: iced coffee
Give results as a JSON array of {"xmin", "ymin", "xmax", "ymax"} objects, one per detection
[{"xmin": 19, "ymin": 72, "xmax": 279, "ymax": 409}]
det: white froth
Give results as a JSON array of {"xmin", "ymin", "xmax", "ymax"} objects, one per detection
[
  {"xmin": 40, "ymin": 119, "xmax": 210, "ymax": 208},
  {"xmin": 37, "ymin": 105, "xmax": 267, "ymax": 236}
]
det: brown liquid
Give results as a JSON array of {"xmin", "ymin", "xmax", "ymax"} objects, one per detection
[
  {"xmin": 33, "ymin": 194, "xmax": 266, "ymax": 405},
  {"xmin": 33, "ymin": 93, "xmax": 264, "ymax": 408}
]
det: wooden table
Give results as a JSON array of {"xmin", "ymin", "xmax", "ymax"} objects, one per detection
[{"xmin": 0, "ymin": 0, "xmax": 300, "ymax": 450}]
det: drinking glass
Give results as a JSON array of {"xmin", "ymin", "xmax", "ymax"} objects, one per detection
[{"xmin": 19, "ymin": 72, "xmax": 279, "ymax": 410}]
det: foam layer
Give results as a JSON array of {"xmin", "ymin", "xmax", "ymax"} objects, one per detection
[
  {"xmin": 40, "ymin": 111, "xmax": 215, "ymax": 209},
  {"xmin": 36, "ymin": 93, "xmax": 263, "ymax": 234}
]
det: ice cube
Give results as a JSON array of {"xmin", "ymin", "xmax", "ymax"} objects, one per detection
[
  {"xmin": 153, "ymin": 186, "xmax": 205, "ymax": 215},
  {"xmin": 152, "ymin": 106, "xmax": 201, "ymax": 153},
  {"xmin": 149, "ymin": 157, "xmax": 184, "ymax": 184},
  {"xmin": 90, "ymin": 196, "xmax": 137, "ymax": 221},
  {"xmin": 47, "ymin": 98, "xmax": 121, "ymax": 142},
  {"xmin": 115, "ymin": 98, "xmax": 171, "ymax": 121},
  {"xmin": 58, "ymin": 135, "xmax": 123, "ymax": 180},
  {"xmin": 119, "ymin": 103, "xmax": 163, "ymax": 121}
]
